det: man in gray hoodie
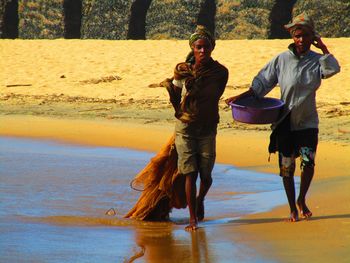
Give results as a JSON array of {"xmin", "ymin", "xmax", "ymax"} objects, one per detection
[{"xmin": 226, "ymin": 12, "xmax": 340, "ymax": 222}]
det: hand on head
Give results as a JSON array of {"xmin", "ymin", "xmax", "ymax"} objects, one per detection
[
  {"xmin": 285, "ymin": 12, "xmax": 329, "ymax": 55},
  {"xmin": 312, "ymin": 36, "xmax": 329, "ymax": 54}
]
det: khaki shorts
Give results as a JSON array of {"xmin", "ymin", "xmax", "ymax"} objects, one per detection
[{"xmin": 175, "ymin": 120, "xmax": 217, "ymax": 176}]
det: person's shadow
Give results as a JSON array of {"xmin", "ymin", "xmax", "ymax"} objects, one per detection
[{"xmin": 228, "ymin": 213, "xmax": 350, "ymax": 225}]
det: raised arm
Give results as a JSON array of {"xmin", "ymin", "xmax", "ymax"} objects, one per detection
[
  {"xmin": 313, "ymin": 36, "xmax": 341, "ymax": 78},
  {"xmin": 312, "ymin": 35, "xmax": 329, "ymax": 54}
]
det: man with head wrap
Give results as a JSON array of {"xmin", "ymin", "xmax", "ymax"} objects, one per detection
[
  {"xmin": 126, "ymin": 25, "xmax": 228, "ymax": 231},
  {"xmin": 225, "ymin": 12, "xmax": 340, "ymax": 222},
  {"xmin": 169, "ymin": 25, "xmax": 229, "ymax": 231}
]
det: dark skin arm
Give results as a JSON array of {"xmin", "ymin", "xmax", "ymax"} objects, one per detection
[
  {"xmin": 224, "ymin": 34, "xmax": 330, "ymax": 106},
  {"xmin": 312, "ymin": 36, "xmax": 329, "ymax": 54}
]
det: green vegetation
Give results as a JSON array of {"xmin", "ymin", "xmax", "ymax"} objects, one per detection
[
  {"xmin": 19, "ymin": 0, "xmax": 64, "ymax": 39},
  {"xmin": 216, "ymin": 0, "xmax": 273, "ymax": 39},
  {"xmin": 81, "ymin": 0, "xmax": 131, "ymax": 39},
  {"xmin": 1, "ymin": 0, "xmax": 349, "ymax": 39},
  {"xmin": 293, "ymin": 0, "xmax": 350, "ymax": 37},
  {"xmin": 146, "ymin": 0, "xmax": 202, "ymax": 39}
]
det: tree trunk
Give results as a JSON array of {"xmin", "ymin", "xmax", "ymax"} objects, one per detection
[
  {"xmin": 127, "ymin": 0, "xmax": 152, "ymax": 39},
  {"xmin": 63, "ymin": 0, "xmax": 82, "ymax": 39},
  {"xmin": 1, "ymin": 0, "xmax": 18, "ymax": 39},
  {"xmin": 197, "ymin": 0, "xmax": 216, "ymax": 36},
  {"xmin": 268, "ymin": 0, "xmax": 297, "ymax": 39}
]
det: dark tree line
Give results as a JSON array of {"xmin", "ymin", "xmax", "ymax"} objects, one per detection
[
  {"xmin": 1, "ymin": 0, "xmax": 296, "ymax": 39},
  {"xmin": 1, "ymin": 0, "xmax": 82, "ymax": 39},
  {"xmin": 197, "ymin": 0, "xmax": 216, "ymax": 36},
  {"xmin": 63, "ymin": 0, "xmax": 82, "ymax": 39},
  {"xmin": 127, "ymin": 0, "xmax": 152, "ymax": 39},
  {"xmin": 128, "ymin": 0, "xmax": 217, "ymax": 39},
  {"xmin": 1, "ymin": 0, "xmax": 18, "ymax": 38},
  {"xmin": 268, "ymin": 0, "xmax": 297, "ymax": 39}
]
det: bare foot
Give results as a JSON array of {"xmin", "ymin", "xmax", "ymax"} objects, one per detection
[
  {"xmin": 185, "ymin": 219, "xmax": 198, "ymax": 231},
  {"xmin": 196, "ymin": 198, "xmax": 204, "ymax": 222},
  {"xmin": 285, "ymin": 211, "xmax": 299, "ymax": 222},
  {"xmin": 297, "ymin": 201, "xmax": 313, "ymax": 219}
]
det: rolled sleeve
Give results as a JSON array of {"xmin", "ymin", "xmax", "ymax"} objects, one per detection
[
  {"xmin": 172, "ymin": 78, "xmax": 185, "ymax": 88},
  {"xmin": 320, "ymin": 54, "xmax": 341, "ymax": 79}
]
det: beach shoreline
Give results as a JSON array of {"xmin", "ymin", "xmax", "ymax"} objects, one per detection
[
  {"xmin": 1, "ymin": 114, "xmax": 349, "ymax": 178},
  {"xmin": 1, "ymin": 39, "xmax": 350, "ymax": 262},
  {"xmin": 1, "ymin": 114, "xmax": 350, "ymax": 262}
]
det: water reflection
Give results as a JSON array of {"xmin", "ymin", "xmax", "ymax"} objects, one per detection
[
  {"xmin": 0, "ymin": 137, "xmax": 281, "ymax": 263},
  {"xmin": 128, "ymin": 224, "xmax": 213, "ymax": 263},
  {"xmin": 190, "ymin": 230, "xmax": 211, "ymax": 263}
]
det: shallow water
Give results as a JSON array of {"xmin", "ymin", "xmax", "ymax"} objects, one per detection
[{"xmin": 0, "ymin": 137, "xmax": 293, "ymax": 262}]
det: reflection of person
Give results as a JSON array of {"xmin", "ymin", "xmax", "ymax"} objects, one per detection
[
  {"xmin": 128, "ymin": 225, "xmax": 211, "ymax": 262},
  {"xmin": 226, "ymin": 13, "xmax": 340, "ymax": 222},
  {"xmin": 125, "ymin": 25, "xmax": 228, "ymax": 231},
  {"xmin": 171, "ymin": 26, "xmax": 228, "ymax": 231}
]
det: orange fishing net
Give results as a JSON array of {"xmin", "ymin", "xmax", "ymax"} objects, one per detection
[{"xmin": 125, "ymin": 134, "xmax": 187, "ymax": 221}]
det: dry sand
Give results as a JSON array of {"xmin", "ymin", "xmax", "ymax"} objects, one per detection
[{"xmin": 1, "ymin": 39, "xmax": 350, "ymax": 262}]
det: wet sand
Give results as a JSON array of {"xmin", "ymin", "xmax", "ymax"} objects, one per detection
[
  {"xmin": 1, "ymin": 39, "xmax": 350, "ymax": 262},
  {"xmin": 1, "ymin": 136, "xmax": 287, "ymax": 262},
  {"xmin": 1, "ymin": 115, "xmax": 350, "ymax": 262}
]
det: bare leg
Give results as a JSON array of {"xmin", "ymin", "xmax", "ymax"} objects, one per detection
[
  {"xmin": 196, "ymin": 176, "xmax": 212, "ymax": 221},
  {"xmin": 297, "ymin": 166, "xmax": 314, "ymax": 219},
  {"xmin": 185, "ymin": 172, "xmax": 198, "ymax": 231},
  {"xmin": 279, "ymin": 153, "xmax": 298, "ymax": 222},
  {"xmin": 282, "ymin": 176, "xmax": 299, "ymax": 222}
]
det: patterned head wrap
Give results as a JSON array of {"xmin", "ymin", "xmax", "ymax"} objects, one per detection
[
  {"xmin": 189, "ymin": 25, "xmax": 215, "ymax": 49},
  {"xmin": 284, "ymin": 12, "xmax": 316, "ymax": 36}
]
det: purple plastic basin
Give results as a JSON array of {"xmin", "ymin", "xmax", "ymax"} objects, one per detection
[{"xmin": 229, "ymin": 97, "xmax": 284, "ymax": 124}]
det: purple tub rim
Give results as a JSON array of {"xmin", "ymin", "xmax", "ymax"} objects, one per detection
[
  {"xmin": 228, "ymin": 97, "xmax": 285, "ymax": 124},
  {"xmin": 229, "ymin": 97, "xmax": 285, "ymax": 110}
]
